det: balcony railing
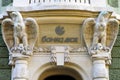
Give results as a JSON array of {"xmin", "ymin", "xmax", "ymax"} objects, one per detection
[
  {"xmin": 29, "ymin": 0, "xmax": 90, "ymax": 5},
  {"xmin": 11, "ymin": 0, "xmax": 108, "ymax": 11},
  {"xmin": 13, "ymin": 0, "xmax": 94, "ymax": 7}
]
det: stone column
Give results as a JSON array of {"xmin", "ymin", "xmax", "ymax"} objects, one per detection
[
  {"xmin": 90, "ymin": 46, "xmax": 111, "ymax": 80},
  {"xmin": 92, "ymin": 56, "xmax": 108, "ymax": 80},
  {"xmin": 12, "ymin": 56, "xmax": 29, "ymax": 80}
]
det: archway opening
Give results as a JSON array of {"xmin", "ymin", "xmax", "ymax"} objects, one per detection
[
  {"xmin": 44, "ymin": 75, "xmax": 75, "ymax": 80},
  {"xmin": 38, "ymin": 66, "xmax": 83, "ymax": 80}
]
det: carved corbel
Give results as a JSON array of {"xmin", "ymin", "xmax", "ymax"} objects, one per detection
[
  {"xmin": 83, "ymin": 11, "xmax": 119, "ymax": 80},
  {"xmin": 1, "ymin": 11, "xmax": 39, "ymax": 80},
  {"xmin": 50, "ymin": 46, "xmax": 70, "ymax": 66}
]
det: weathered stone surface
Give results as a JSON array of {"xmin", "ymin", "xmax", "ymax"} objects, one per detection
[
  {"xmin": 109, "ymin": 69, "xmax": 120, "ymax": 80},
  {"xmin": 108, "ymin": 0, "xmax": 118, "ymax": 8},
  {"xmin": 110, "ymin": 58, "xmax": 120, "ymax": 69},
  {"xmin": 114, "ymin": 36, "xmax": 120, "ymax": 46},
  {"xmin": 111, "ymin": 47, "xmax": 120, "ymax": 57},
  {"xmin": 118, "ymin": 28, "xmax": 120, "ymax": 36},
  {"xmin": 0, "ymin": 47, "xmax": 9, "ymax": 57},
  {"xmin": 2, "ymin": 0, "xmax": 12, "ymax": 6},
  {"xmin": 0, "ymin": 69, "xmax": 11, "ymax": 80},
  {"xmin": 0, "ymin": 35, "xmax": 6, "ymax": 46},
  {"xmin": 0, "ymin": 25, "xmax": 2, "ymax": 34},
  {"xmin": 0, "ymin": 58, "xmax": 10, "ymax": 68}
]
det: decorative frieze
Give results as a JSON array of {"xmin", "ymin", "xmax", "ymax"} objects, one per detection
[{"xmin": 33, "ymin": 46, "xmax": 87, "ymax": 55}]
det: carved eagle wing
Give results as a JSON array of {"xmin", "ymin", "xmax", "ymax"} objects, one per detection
[
  {"xmin": 82, "ymin": 18, "xmax": 96, "ymax": 52},
  {"xmin": 106, "ymin": 19, "xmax": 119, "ymax": 50},
  {"xmin": 1, "ymin": 18, "xmax": 14, "ymax": 53},
  {"xmin": 25, "ymin": 18, "xmax": 38, "ymax": 50}
]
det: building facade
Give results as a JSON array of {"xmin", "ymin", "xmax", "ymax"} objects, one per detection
[{"xmin": 0, "ymin": 0, "xmax": 120, "ymax": 80}]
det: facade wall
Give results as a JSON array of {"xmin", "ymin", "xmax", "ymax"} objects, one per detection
[
  {"xmin": 108, "ymin": 0, "xmax": 120, "ymax": 14},
  {"xmin": 2, "ymin": 0, "xmax": 12, "ymax": 6},
  {"xmin": 0, "ymin": 25, "xmax": 11, "ymax": 80},
  {"xmin": 108, "ymin": 1, "xmax": 120, "ymax": 80},
  {"xmin": 109, "ymin": 28, "xmax": 120, "ymax": 80},
  {"xmin": 0, "ymin": 0, "xmax": 120, "ymax": 80}
]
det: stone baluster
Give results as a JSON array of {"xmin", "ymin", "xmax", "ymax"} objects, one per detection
[
  {"xmin": 81, "ymin": 0, "xmax": 84, "ymax": 3},
  {"xmin": 30, "ymin": 0, "xmax": 35, "ymax": 5},
  {"xmin": 35, "ymin": 0, "xmax": 39, "ymax": 3},
  {"xmin": 40, "ymin": 0, "xmax": 44, "ymax": 3},
  {"xmin": 65, "ymin": 0, "xmax": 69, "ymax": 2},
  {"xmin": 85, "ymin": 0, "xmax": 89, "ymax": 5},
  {"xmin": 70, "ymin": 0, "xmax": 75, "ymax": 3}
]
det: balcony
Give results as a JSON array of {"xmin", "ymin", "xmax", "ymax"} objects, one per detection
[
  {"xmin": 11, "ymin": 0, "xmax": 109, "ymax": 11},
  {"xmin": 14, "ymin": 0, "xmax": 90, "ymax": 6},
  {"xmin": 29, "ymin": 0, "xmax": 90, "ymax": 5},
  {"xmin": 0, "ymin": 0, "xmax": 114, "ymax": 19}
]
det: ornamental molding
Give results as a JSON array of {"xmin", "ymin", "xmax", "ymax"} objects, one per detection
[{"xmin": 33, "ymin": 46, "xmax": 87, "ymax": 55}]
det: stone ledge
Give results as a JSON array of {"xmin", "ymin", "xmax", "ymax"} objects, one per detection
[{"xmin": 6, "ymin": 4, "xmax": 112, "ymax": 12}]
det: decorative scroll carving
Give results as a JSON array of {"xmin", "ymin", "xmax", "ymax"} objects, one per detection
[
  {"xmin": 50, "ymin": 46, "xmax": 70, "ymax": 65},
  {"xmin": 2, "ymin": 11, "xmax": 38, "ymax": 64}
]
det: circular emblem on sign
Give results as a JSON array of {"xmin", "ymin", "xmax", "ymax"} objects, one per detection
[{"xmin": 55, "ymin": 26, "xmax": 65, "ymax": 36}]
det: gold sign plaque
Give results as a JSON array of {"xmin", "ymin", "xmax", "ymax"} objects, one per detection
[{"xmin": 37, "ymin": 24, "xmax": 81, "ymax": 45}]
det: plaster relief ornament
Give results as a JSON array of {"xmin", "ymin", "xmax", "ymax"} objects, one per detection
[
  {"xmin": 83, "ymin": 11, "xmax": 119, "ymax": 64},
  {"xmin": 2, "ymin": 12, "xmax": 38, "ymax": 58}
]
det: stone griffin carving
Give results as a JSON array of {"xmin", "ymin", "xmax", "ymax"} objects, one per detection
[
  {"xmin": 2, "ymin": 12, "xmax": 38, "ymax": 64},
  {"xmin": 83, "ymin": 11, "xmax": 119, "ymax": 63}
]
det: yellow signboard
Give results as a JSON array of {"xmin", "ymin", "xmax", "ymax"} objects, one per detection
[{"xmin": 37, "ymin": 24, "xmax": 81, "ymax": 45}]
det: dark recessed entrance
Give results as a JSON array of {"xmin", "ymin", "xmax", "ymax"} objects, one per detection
[
  {"xmin": 44, "ymin": 75, "xmax": 75, "ymax": 80},
  {"xmin": 39, "ymin": 66, "xmax": 83, "ymax": 80}
]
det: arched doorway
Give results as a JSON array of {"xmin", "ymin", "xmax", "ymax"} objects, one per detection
[
  {"xmin": 44, "ymin": 75, "xmax": 75, "ymax": 80},
  {"xmin": 38, "ymin": 66, "xmax": 83, "ymax": 80}
]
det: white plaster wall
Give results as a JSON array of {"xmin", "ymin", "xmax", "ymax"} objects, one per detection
[
  {"xmin": 13, "ymin": 0, "xmax": 29, "ymax": 7},
  {"xmin": 13, "ymin": 0, "xmax": 108, "ymax": 7},
  {"xmin": 90, "ymin": 0, "xmax": 107, "ymax": 7}
]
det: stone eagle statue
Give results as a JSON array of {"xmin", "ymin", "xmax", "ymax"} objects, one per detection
[
  {"xmin": 82, "ymin": 11, "xmax": 119, "ymax": 54},
  {"xmin": 2, "ymin": 11, "xmax": 38, "ymax": 55}
]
